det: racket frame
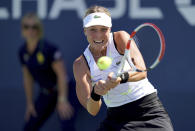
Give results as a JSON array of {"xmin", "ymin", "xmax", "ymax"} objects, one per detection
[{"xmin": 116, "ymin": 23, "xmax": 166, "ymax": 77}]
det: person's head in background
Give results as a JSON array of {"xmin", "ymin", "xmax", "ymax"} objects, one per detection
[
  {"xmin": 21, "ymin": 13, "xmax": 43, "ymax": 44},
  {"xmin": 83, "ymin": 5, "xmax": 112, "ymax": 52}
]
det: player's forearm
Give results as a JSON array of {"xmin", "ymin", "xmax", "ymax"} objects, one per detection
[
  {"xmin": 87, "ymin": 98, "xmax": 102, "ymax": 116},
  {"xmin": 128, "ymin": 72, "xmax": 147, "ymax": 82}
]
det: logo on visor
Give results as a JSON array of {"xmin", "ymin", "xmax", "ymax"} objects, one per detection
[{"xmin": 94, "ymin": 15, "xmax": 101, "ymax": 19}]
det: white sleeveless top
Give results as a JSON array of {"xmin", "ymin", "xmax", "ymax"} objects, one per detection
[{"xmin": 83, "ymin": 33, "xmax": 157, "ymax": 107}]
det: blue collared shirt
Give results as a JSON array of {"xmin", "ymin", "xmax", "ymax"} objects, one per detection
[{"xmin": 18, "ymin": 39, "xmax": 62, "ymax": 89}]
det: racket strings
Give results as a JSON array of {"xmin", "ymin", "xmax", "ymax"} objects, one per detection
[
  {"xmin": 133, "ymin": 27, "xmax": 161, "ymax": 71},
  {"xmin": 116, "ymin": 23, "xmax": 165, "ymax": 75}
]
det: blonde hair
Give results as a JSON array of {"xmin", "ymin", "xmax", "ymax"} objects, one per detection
[
  {"xmin": 84, "ymin": 5, "xmax": 111, "ymax": 18},
  {"xmin": 21, "ymin": 12, "xmax": 43, "ymax": 39}
]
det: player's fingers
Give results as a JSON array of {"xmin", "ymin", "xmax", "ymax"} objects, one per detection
[
  {"xmin": 98, "ymin": 80, "xmax": 106, "ymax": 85},
  {"xmin": 105, "ymin": 75, "xmax": 121, "ymax": 89},
  {"xmin": 108, "ymin": 72, "xmax": 120, "ymax": 83},
  {"xmin": 107, "ymin": 78, "xmax": 119, "ymax": 86},
  {"xmin": 107, "ymin": 72, "xmax": 114, "ymax": 80},
  {"xmin": 95, "ymin": 85, "xmax": 104, "ymax": 94},
  {"xmin": 96, "ymin": 80, "xmax": 106, "ymax": 91},
  {"xmin": 95, "ymin": 83, "xmax": 108, "ymax": 95},
  {"xmin": 116, "ymin": 76, "xmax": 122, "ymax": 83}
]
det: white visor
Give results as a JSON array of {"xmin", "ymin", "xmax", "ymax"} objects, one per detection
[{"xmin": 83, "ymin": 12, "xmax": 112, "ymax": 28}]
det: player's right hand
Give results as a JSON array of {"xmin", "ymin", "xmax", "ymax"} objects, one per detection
[{"xmin": 94, "ymin": 80, "xmax": 108, "ymax": 96}]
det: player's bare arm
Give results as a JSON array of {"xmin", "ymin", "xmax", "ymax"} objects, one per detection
[
  {"xmin": 73, "ymin": 55, "xmax": 102, "ymax": 116},
  {"xmin": 114, "ymin": 31, "xmax": 147, "ymax": 81}
]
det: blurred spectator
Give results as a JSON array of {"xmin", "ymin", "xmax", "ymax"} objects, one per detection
[{"xmin": 18, "ymin": 13, "xmax": 77, "ymax": 131}]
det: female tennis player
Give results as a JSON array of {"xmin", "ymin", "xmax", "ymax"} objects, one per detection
[{"xmin": 73, "ymin": 5, "xmax": 173, "ymax": 131}]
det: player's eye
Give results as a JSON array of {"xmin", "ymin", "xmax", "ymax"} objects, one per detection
[
  {"xmin": 101, "ymin": 28, "xmax": 108, "ymax": 32},
  {"xmin": 90, "ymin": 28, "xmax": 97, "ymax": 32}
]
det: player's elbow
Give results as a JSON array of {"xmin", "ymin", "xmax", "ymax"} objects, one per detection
[
  {"xmin": 87, "ymin": 104, "xmax": 100, "ymax": 116},
  {"xmin": 136, "ymin": 72, "xmax": 147, "ymax": 81},
  {"xmin": 86, "ymin": 99, "xmax": 101, "ymax": 116},
  {"xmin": 141, "ymin": 72, "xmax": 147, "ymax": 79},
  {"xmin": 88, "ymin": 110, "xmax": 99, "ymax": 116}
]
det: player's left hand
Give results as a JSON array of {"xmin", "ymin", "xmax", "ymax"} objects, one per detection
[
  {"xmin": 94, "ymin": 72, "xmax": 121, "ymax": 96},
  {"xmin": 56, "ymin": 101, "xmax": 74, "ymax": 120},
  {"xmin": 105, "ymin": 72, "xmax": 121, "ymax": 89}
]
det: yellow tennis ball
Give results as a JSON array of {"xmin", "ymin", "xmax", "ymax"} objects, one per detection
[{"xmin": 97, "ymin": 56, "xmax": 112, "ymax": 70}]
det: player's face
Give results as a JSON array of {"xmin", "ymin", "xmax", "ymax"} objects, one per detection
[
  {"xmin": 84, "ymin": 25, "xmax": 111, "ymax": 49},
  {"xmin": 22, "ymin": 18, "xmax": 39, "ymax": 40}
]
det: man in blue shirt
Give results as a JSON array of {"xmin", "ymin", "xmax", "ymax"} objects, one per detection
[{"xmin": 18, "ymin": 13, "xmax": 77, "ymax": 131}]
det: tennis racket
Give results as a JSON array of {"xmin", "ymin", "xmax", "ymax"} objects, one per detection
[{"xmin": 116, "ymin": 23, "xmax": 165, "ymax": 77}]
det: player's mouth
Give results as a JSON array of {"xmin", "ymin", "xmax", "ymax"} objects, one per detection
[{"xmin": 94, "ymin": 40, "xmax": 104, "ymax": 44}]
